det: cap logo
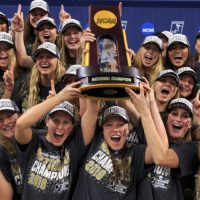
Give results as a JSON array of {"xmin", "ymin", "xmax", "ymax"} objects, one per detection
[
  {"xmin": 0, "ymin": 99, "xmax": 19, "ymax": 112},
  {"xmin": 50, "ymin": 101, "xmax": 74, "ymax": 117},
  {"xmin": 143, "ymin": 36, "xmax": 162, "ymax": 50},
  {"xmin": 66, "ymin": 65, "xmax": 81, "ymax": 75},
  {"xmin": 0, "ymin": 32, "xmax": 13, "ymax": 44},
  {"xmin": 103, "ymin": 106, "xmax": 126, "ymax": 119},
  {"xmin": 61, "ymin": 19, "xmax": 82, "ymax": 32},
  {"xmin": 176, "ymin": 67, "xmax": 196, "ymax": 77},
  {"xmin": 94, "ymin": 10, "xmax": 117, "ymax": 29},
  {"xmin": 30, "ymin": 0, "xmax": 48, "ymax": 12},
  {"xmin": 168, "ymin": 34, "xmax": 189, "ymax": 47},
  {"xmin": 169, "ymin": 98, "xmax": 193, "ymax": 114}
]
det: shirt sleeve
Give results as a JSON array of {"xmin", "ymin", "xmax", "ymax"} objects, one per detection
[{"xmin": 172, "ymin": 141, "xmax": 199, "ymax": 177}]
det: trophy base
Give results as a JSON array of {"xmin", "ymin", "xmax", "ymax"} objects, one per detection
[
  {"xmin": 79, "ymin": 83, "xmax": 139, "ymax": 100},
  {"xmin": 77, "ymin": 66, "xmax": 142, "ymax": 100}
]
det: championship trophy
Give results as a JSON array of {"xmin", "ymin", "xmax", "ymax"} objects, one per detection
[{"xmin": 77, "ymin": 5, "xmax": 142, "ymax": 100}]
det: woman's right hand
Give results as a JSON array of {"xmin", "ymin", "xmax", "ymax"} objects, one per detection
[
  {"xmin": 11, "ymin": 4, "xmax": 24, "ymax": 32},
  {"xmin": 57, "ymin": 81, "xmax": 82, "ymax": 102}
]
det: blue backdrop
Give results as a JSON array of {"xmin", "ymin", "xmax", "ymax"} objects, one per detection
[{"xmin": 1, "ymin": 0, "xmax": 200, "ymax": 53}]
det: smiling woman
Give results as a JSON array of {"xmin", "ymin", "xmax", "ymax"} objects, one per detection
[
  {"xmin": 14, "ymin": 81, "xmax": 96, "ymax": 200},
  {"xmin": 11, "ymin": 42, "xmax": 65, "ymax": 129},
  {"xmin": 133, "ymin": 35, "xmax": 164, "ymax": 86},
  {"xmin": 0, "ymin": 32, "xmax": 17, "ymax": 98},
  {"xmin": 0, "ymin": 99, "xmax": 22, "ymax": 200}
]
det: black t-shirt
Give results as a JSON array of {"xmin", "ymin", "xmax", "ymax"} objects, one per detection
[
  {"xmin": 16, "ymin": 127, "xmax": 87, "ymax": 200},
  {"xmin": 12, "ymin": 75, "xmax": 63, "ymax": 129},
  {"xmin": 72, "ymin": 129, "xmax": 150, "ymax": 200},
  {"xmin": 137, "ymin": 141, "xmax": 198, "ymax": 200},
  {"xmin": 0, "ymin": 145, "xmax": 22, "ymax": 200}
]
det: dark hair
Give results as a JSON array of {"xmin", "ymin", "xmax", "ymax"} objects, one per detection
[{"xmin": 165, "ymin": 46, "xmax": 193, "ymax": 70}]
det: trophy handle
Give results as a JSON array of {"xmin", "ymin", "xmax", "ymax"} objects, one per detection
[
  {"xmin": 122, "ymin": 29, "xmax": 131, "ymax": 67},
  {"xmin": 84, "ymin": 42, "xmax": 90, "ymax": 66}
]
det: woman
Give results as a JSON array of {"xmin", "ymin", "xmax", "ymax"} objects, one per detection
[
  {"xmin": 127, "ymin": 85, "xmax": 198, "ymax": 200},
  {"xmin": 133, "ymin": 35, "xmax": 164, "ymax": 85},
  {"xmin": 71, "ymin": 103, "xmax": 156, "ymax": 200},
  {"xmin": 192, "ymin": 32, "xmax": 200, "ymax": 85},
  {"xmin": 60, "ymin": 18, "xmax": 84, "ymax": 69},
  {"xmin": 12, "ymin": 42, "xmax": 65, "ymax": 129},
  {"xmin": 12, "ymin": 13, "xmax": 59, "ymax": 69},
  {"xmin": 155, "ymin": 31, "xmax": 173, "ymax": 65},
  {"xmin": 0, "ymin": 32, "xmax": 17, "ymax": 98},
  {"xmin": 59, "ymin": 19, "xmax": 96, "ymax": 70},
  {"xmin": 15, "ymin": 81, "xmax": 98, "ymax": 200},
  {"xmin": 176, "ymin": 66, "xmax": 197, "ymax": 100},
  {"xmin": 153, "ymin": 69, "xmax": 179, "ymax": 112},
  {"xmin": 11, "ymin": 0, "xmax": 50, "ymax": 49},
  {"xmin": 166, "ymin": 33, "xmax": 192, "ymax": 70},
  {"xmin": 0, "ymin": 12, "xmax": 9, "ymax": 32},
  {"xmin": 0, "ymin": 99, "xmax": 22, "ymax": 200}
]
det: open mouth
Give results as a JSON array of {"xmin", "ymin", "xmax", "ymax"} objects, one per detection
[
  {"xmin": 174, "ymin": 56, "xmax": 182, "ymax": 61},
  {"xmin": 2, "ymin": 125, "xmax": 14, "ymax": 132},
  {"xmin": 54, "ymin": 132, "xmax": 64, "ymax": 140},
  {"xmin": 0, "ymin": 56, "xmax": 8, "ymax": 61},
  {"xmin": 161, "ymin": 88, "xmax": 170, "ymax": 95},
  {"xmin": 43, "ymin": 35, "xmax": 51, "ymax": 40},
  {"xmin": 172, "ymin": 124, "xmax": 183, "ymax": 130},
  {"xmin": 111, "ymin": 135, "xmax": 121, "ymax": 143}
]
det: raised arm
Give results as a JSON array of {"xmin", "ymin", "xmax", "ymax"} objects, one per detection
[
  {"xmin": 2, "ymin": 64, "xmax": 15, "ymax": 99},
  {"xmin": 0, "ymin": 172, "xmax": 13, "ymax": 200},
  {"xmin": 126, "ymin": 85, "xmax": 179, "ymax": 168},
  {"xmin": 116, "ymin": 99, "xmax": 140, "ymax": 127},
  {"xmin": 81, "ymin": 99, "xmax": 100, "ymax": 145},
  {"xmin": 11, "ymin": 4, "xmax": 34, "ymax": 68},
  {"xmin": 15, "ymin": 81, "xmax": 81, "ymax": 145},
  {"xmin": 143, "ymin": 82, "xmax": 168, "ymax": 146}
]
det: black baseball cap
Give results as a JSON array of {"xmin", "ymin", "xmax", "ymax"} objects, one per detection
[
  {"xmin": 101, "ymin": 106, "xmax": 129, "ymax": 126},
  {"xmin": 34, "ymin": 42, "xmax": 60, "ymax": 58},
  {"xmin": 48, "ymin": 101, "xmax": 75, "ymax": 121},
  {"xmin": 36, "ymin": 17, "xmax": 57, "ymax": 31},
  {"xmin": 167, "ymin": 98, "xmax": 193, "ymax": 118},
  {"xmin": 176, "ymin": 67, "xmax": 197, "ymax": 82},
  {"xmin": 156, "ymin": 69, "xmax": 179, "ymax": 85},
  {"xmin": 61, "ymin": 19, "xmax": 83, "ymax": 33},
  {"xmin": 29, "ymin": 0, "xmax": 50, "ymax": 13}
]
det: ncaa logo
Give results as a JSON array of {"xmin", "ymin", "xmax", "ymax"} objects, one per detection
[
  {"xmin": 170, "ymin": 21, "xmax": 184, "ymax": 34},
  {"xmin": 141, "ymin": 22, "xmax": 155, "ymax": 36}
]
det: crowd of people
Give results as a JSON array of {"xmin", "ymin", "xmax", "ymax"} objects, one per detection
[{"xmin": 0, "ymin": 0, "xmax": 199, "ymax": 200}]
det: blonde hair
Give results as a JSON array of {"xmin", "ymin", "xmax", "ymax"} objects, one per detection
[
  {"xmin": 59, "ymin": 36, "xmax": 82, "ymax": 70},
  {"xmin": 0, "ymin": 134, "xmax": 16, "ymax": 155},
  {"xmin": 110, "ymin": 152, "xmax": 132, "ymax": 186},
  {"xmin": 27, "ymin": 59, "xmax": 65, "ymax": 108},
  {"xmin": 134, "ymin": 47, "xmax": 164, "ymax": 86}
]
